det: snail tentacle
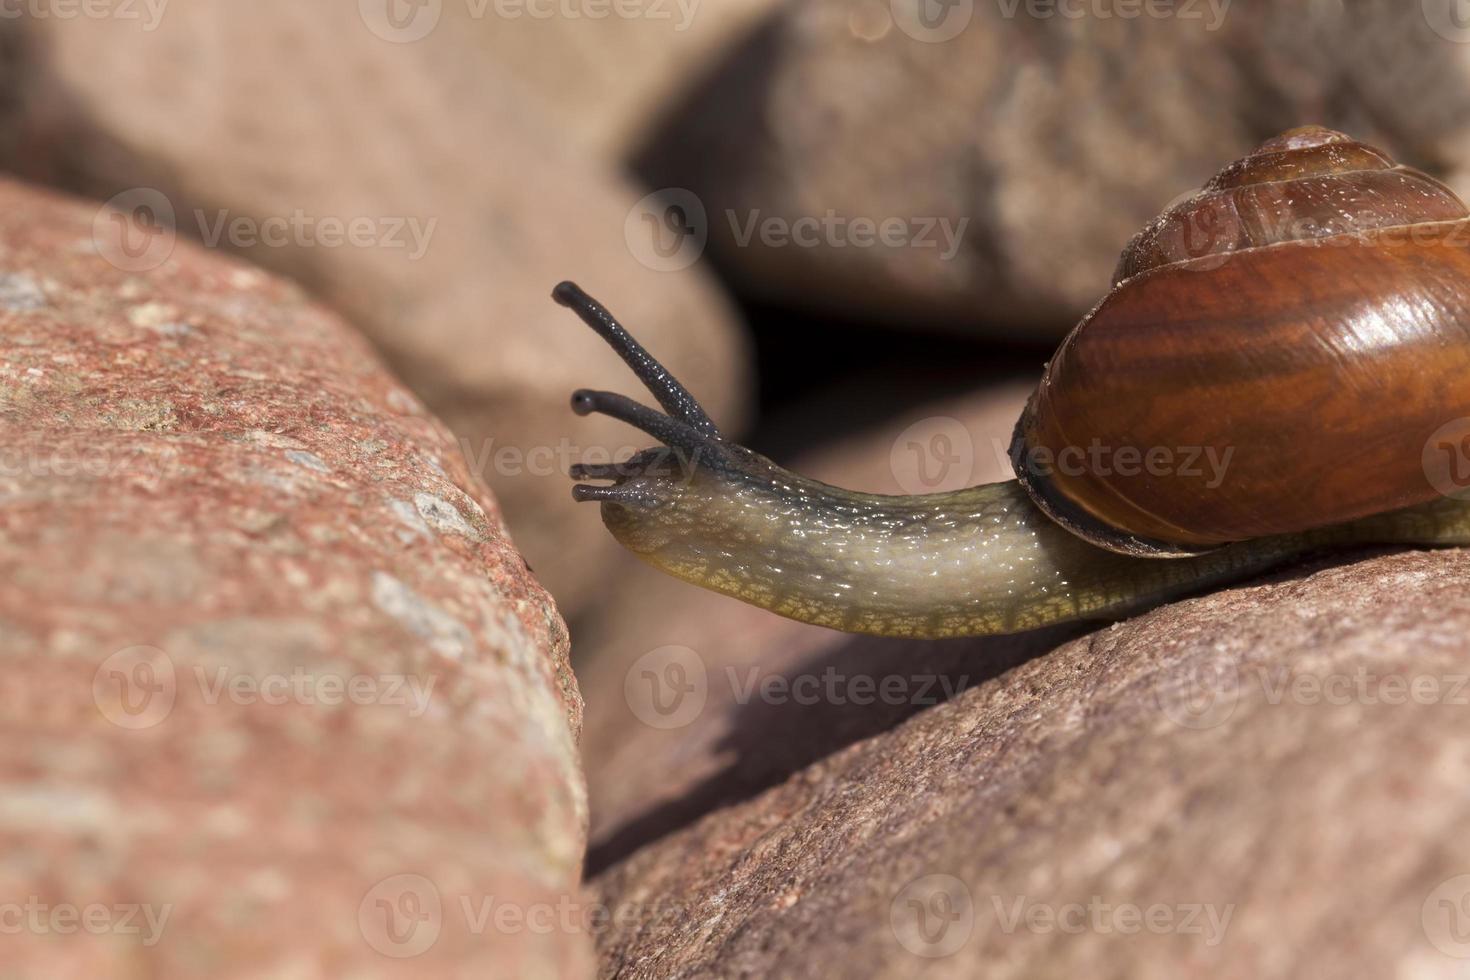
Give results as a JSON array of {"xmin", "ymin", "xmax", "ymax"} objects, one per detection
[{"xmin": 553, "ymin": 280, "xmax": 720, "ymax": 436}]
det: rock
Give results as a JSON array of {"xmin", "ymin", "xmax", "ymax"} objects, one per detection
[
  {"xmin": 575, "ymin": 377, "xmax": 1038, "ymax": 868},
  {"xmin": 0, "ymin": 177, "xmax": 590, "ymax": 977},
  {"xmin": 0, "ymin": 2, "xmax": 752, "ymax": 615},
  {"xmin": 635, "ymin": 0, "xmax": 1470, "ymax": 336},
  {"xmin": 457, "ymin": 0, "xmax": 780, "ymax": 158},
  {"xmin": 592, "ymin": 548, "xmax": 1470, "ymax": 978}
]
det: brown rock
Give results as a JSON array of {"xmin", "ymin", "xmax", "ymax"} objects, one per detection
[
  {"xmin": 636, "ymin": 0, "xmax": 1470, "ymax": 336},
  {"xmin": 0, "ymin": 177, "xmax": 590, "ymax": 977},
  {"xmin": 576, "ymin": 377, "xmax": 1038, "ymax": 868},
  {"xmin": 592, "ymin": 548, "xmax": 1470, "ymax": 978},
  {"xmin": 0, "ymin": 2, "xmax": 752, "ymax": 614},
  {"xmin": 457, "ymin": 0, "xmax": 780, "ymax": 158}
]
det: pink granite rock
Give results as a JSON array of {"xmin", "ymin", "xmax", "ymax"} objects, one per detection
[
  {"xmin": 593, "ymin": 548, "xmax": 1470, "ymax": 978},
  {"xmin": 0, "ymin": 177, "xmax": 591, "ymax": 977},
  {"xmin": 0, "ymin": 2, "xmax": 752, "ymax": 616}
]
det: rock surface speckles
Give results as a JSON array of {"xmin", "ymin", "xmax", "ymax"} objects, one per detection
[
  {"xmin": 592, "ymin": 549, "xmax": 1470, "ymax": 979},
  {"xmin": 0, "ymin": 178, "xmax": 591, "ymax": 978}
]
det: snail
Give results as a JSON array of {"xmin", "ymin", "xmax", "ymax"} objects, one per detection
[{"xmin": 558, "ymin": 126, "xmax": 1470, "ymax": 639}]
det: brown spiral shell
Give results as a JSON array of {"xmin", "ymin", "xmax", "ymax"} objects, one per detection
[{"xmin": 1011, "ymin": 126, "xmax": 1470, "ymax": 556}]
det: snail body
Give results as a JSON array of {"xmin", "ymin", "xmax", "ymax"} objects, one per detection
[{"xmin": 559, "ymin": 127, "xmax": 1470, "ymax": 638}]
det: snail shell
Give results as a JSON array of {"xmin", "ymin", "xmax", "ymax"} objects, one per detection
[{"xmin": 1011, "ymin": 126, "xmax": 1470, "ymax": 556}]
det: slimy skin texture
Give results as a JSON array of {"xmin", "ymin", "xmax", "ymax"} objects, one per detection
[
  {"xmin": 555, "ymin": 281, "xmax": 1470, "ymax": 640},
  {"xmin": 597, "ymin": 457, "xmax": 1470, "ymax": 638}
]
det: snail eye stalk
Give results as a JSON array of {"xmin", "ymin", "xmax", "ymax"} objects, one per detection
[
  {"xmin": 557, "ymin": 282, "xmax": 737, "ymax": 504},
  {"xmin": 552, "ymin": 281, "xmax": 720, "ymax": 437}
]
